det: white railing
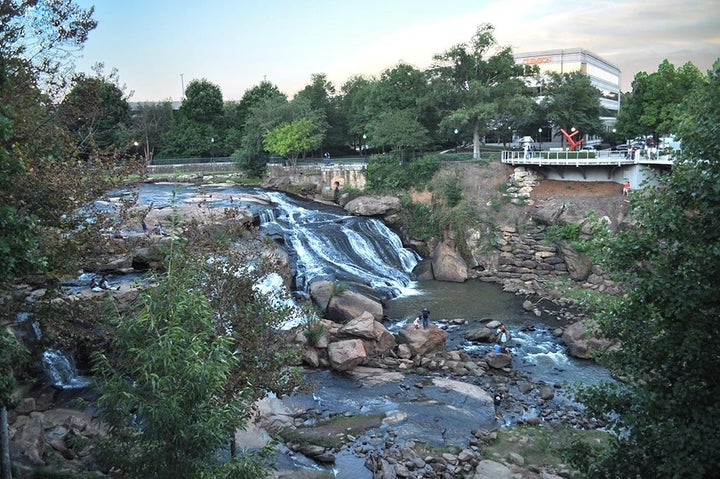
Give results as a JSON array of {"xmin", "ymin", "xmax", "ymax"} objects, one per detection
[{"xmin": 501, "ymin": 150, "xmax": 675, "ymax": 166}]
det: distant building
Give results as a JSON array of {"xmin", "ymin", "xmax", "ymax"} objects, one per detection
[
  {"xmin": 129, "ymin": 100, "xmax": 182, "ymax": 111},
  {"xmin": 514, "ymin": 48, "xmax": 621, "ymax": 145}
]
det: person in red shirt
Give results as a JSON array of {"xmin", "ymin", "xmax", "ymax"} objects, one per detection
[{"xmin": 623, "ymin": 181, "xmax": 631, "ymax": 196}]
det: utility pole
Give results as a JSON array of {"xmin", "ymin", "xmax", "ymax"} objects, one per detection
[{"xmin": 180, "ymin": 73, "xmax": 185, "ymax": 100}]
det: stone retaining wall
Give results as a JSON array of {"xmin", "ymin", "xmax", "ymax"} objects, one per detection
[{"xmin": 265, "ymin": 164, "xmax": 367, "ymax": 199}]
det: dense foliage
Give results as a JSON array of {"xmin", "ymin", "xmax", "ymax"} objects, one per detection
[
  {"xmin": 93, "ymin": 244, "xmax": 306, "ymax": 478},
  {"xmin": 615, "ymin": 60, "xmax": 705, "ymax": 142},
  {"xmin": 576, "ymin": 60, "xmax": 720, "ymax": 478},
  {"xmin": 365, "ymin": 153, "xmax": 441, "ymax": 192}
]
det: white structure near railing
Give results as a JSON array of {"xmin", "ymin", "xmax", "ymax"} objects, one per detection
[{"xmin": 501, "ymin": 150, "xmax": 675, "ymax": 188}]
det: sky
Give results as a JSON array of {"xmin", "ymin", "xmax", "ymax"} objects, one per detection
[{"xmin": 73, "ymin": 0, "xmax": 720, "ymax": 102}]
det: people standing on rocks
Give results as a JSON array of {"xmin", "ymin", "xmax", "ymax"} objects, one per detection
[
  {"xmin": 333, "ymin": 181, "xmax": 341, "ymax": 204},
  {"xmin": 496, "ymin": 324, "xmax": 510, "ymax": 350},
  {"xmin": 421, "ymin": 307, "xmax": 430, "ymax": 329},
  {"xmin": 493, "ymin": 391, "xmax": 504, "ymax": 421}
]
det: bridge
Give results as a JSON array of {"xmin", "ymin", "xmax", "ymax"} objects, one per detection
[{"xmin": 500, "ymin": 149, "xmax": 674, "ymax": 187}]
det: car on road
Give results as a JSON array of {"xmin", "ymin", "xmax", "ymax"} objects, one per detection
[{"xmin": 614, "ymin": 144, "xmax": 629, "ymax": 151}]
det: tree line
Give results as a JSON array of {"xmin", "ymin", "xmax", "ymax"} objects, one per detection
[
  {"xmin": 1, "ymin": 1, "xmax": 719, "ymax": 477},
  {"xmin": 43, "ymin": 23, "xmax": 711, "ymax": 176}
]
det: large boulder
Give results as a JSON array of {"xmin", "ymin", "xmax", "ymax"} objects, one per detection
[
  {"xmin": 412, "ymin": 258, "xmax": 434, "ymax": 281},
  {"xmin": 343, "ymin": 196, "xmax": 401, "ymax": 216},
  {"xmin": 484, "ymin": 352, "xmax": 512, "ymax": 369},
  {"xmin": 562, "ymin": 319, "xmax": 617, "ymax": 359},
  {"xmin": 432, "ymin": 242, "xmax": 468, "ymax": 283},
  {"xmin": 465, "ymin": 325, "xmax": 497, "ymax": 343},
  {"xmin": 327, "ymin": 339, "xmax": 367, "ymax": 371},
  {"xmin": 326, "ymin": 290, "xmax": 383, "ymax": 323},
  {"xmin": 396, "ymin": 324, "xmax": 447, "ymax": 356},
  {"xmin": 309, "ymin": 280, "xmax": 335, "ymax": 314},
  {"xmin": 337, "ymin": 312, "xmax": 397, "ymax": 359},
  {"xmin": 557, "ymin": 241, "xmax": 593, "ymax": 282},
  {"xmin": 474, "ymin": 459, "xmax": 514, "ymax": 479}
]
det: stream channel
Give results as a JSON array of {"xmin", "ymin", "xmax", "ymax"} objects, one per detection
[{"xmin": 53, "ymin": 182, "xmax": 612, "ymax": 477}]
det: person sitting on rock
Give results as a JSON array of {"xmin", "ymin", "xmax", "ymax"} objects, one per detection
[
  {"xmin": 496, "ymin": 324, "xmax": 510, "ymax": 345},
  {"xmin": 99, "ymin": 275, "xmax": 111, "ymax": 290},
  {"xmin": 413, "ymin": 316, "xmax": 421, "ymax": 329}
]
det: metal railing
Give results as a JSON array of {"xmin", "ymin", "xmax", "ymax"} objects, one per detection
[{"xmin": 501, "ymin": 149, "xmax": 676, "ymax": 166}]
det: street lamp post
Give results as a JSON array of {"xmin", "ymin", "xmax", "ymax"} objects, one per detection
[
  {"xmin": 362, "ymin": 134, "xmax": 367, "ymax": 159},
  {"xmin": 454, "ymin": 128, "xmax": 458, "ymax": 153},
  {"xmin": 537, "ymin": 128, "xmax": 543, "ymax": 152},
  {"xmin": 210, "ymin": 137, "xmax": 215, "ymax": 163}
]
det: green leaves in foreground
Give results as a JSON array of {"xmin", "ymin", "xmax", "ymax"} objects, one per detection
[
  {"xmin": 575, "ymin": 61, "xmax": 720, "ymax": 478},
  {"xmin": 92, "ymin": 248, "xmax": 305, "ymax": 478}
]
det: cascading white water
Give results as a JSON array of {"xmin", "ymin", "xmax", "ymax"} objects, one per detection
[
  {"xmin": 261, "ymin": 191, "xmax": 420, "ymax": 297},
  {"xmin": 41, "ymin": 349, "xmax": 91, "ymax": 389}
]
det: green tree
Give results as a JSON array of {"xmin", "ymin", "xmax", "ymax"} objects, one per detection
[
  {"xmin": 225, "ymin": 80, "xmax": 285, "ymax": 154},
  {"xmin": 615, "ymin": 60, "xmax": 705, "ymax": 142},
  {"xmin": 130, "ymin": 100, "xmax": 173, "ymax": 164},
  {"xmin": 294, "ymin": 73, "xmax": 347, "ymax": 155},
  {"xmin": 339, "ymin": 75, "xmax": 373, "ymax": 153},
  {"xmin": 576, "ymin": 60, "xmax": 720, "ymax": 478},
  {"xmin": 160, "ymin": 79, "xmax": 226, "ymax": 158},
  {"xmin": 58, "ymin": 68, "xmax": 131, "ymax": 155},
  {"xmin": 93, "ymin": 246, "xmax": 305, "ymax": 478},
  {"xmin": 541, "ymin": 71, "xmax": 604, "ymax": 148},
  {"xmin": 368, "ymin": 109, "xmax": 429, "ymax": 160},
  {"xmin": 429, "ymin": 23, "xmax": 532, "ymax": 159},
  {"xmin": 0, "ymin": 3, "xmax": 111, "ymax": 477},
  {"xmin": 0, "ymin": 329, "xmax": 28, "ymax": 479},
  {"xmin": 0, "ymin": 0, "xmax": 96, "ymax": 92},
  {"xmin": 263, "ymin": 117, "xmax": 323, "ymax": 167}
]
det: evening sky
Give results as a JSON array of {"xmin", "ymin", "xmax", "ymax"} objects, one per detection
[{"xmin": 74, "ymin": 0, "xmax": 720, "ymax": 101}]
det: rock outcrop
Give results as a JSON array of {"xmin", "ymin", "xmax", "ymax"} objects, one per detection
[
  {"xmin": 561, "ymin": 319, "xmax": 618, "ymax": 359},
  {"xmin": 324, "ymin": 289, "xmax": 384, "ymax": 323},
  {"xmin": 431, "ymin": 242, "xmax": 468, "ymax": 283},
  {"xmin": 343, "ymin": 195, "xmax": 401, "ymax": 216}
]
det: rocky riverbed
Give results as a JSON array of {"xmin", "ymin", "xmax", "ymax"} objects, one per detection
[{"xmin": 6, "ymin": 172, "xmax": 625, "ymax": 478}]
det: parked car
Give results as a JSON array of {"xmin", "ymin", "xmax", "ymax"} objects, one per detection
[{"xmin": 615, "ymin": 144, "xmax": 629, "ymax": 151}]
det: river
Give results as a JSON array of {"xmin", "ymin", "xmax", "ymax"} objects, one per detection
[{"xmin": 58, "ymin": 182, "xmax": 611, "ymax": 477}]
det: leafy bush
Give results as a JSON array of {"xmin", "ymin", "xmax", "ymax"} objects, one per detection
[
  {"xmin": 366, "ymin": 153, "xmax": 441, "ymax": 192},
  {"xmin": 434, "ymin": 168, "xmax": 464, "ymax": 207},
  {"xmin": 304, "ymin": 318, "xmax": 326, "ymax": 346}
]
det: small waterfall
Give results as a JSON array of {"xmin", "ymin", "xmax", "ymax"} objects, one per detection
[
  {"xmin": 42, "ymin": 349, "xmax": 91, "ymax": 389},
  {"xmin": 261, "ymin": 191, "xmax": 420, "ymax": 298}
]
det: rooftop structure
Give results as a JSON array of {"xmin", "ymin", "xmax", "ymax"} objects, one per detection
[{"xmin": 514, "ymin": 48, "xmax": 621, "ymax": 133}]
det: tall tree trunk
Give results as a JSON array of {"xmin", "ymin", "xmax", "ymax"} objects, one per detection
[
  {"xmin": 473, "ymin": 126, "xmax": 481, "ymax": 160},
  {"xmin": 1, "ymin": 406, "xmax": 11, "ymax": 479}
]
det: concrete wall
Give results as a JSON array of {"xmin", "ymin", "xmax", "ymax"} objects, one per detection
[
  {"xmin": 265, "ymin": 164, "xmax": 367, "ymax": 197},
  {"xmin": 147, "ymin": 162, "xmax": 239, "ymax": 175},
  {"xmin": 534, "ymin": 163, "xmax": 670, "ymax": 190}
]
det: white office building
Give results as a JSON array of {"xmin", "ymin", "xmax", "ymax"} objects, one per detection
[{"xmin": 514, "ymin": 48, "xmax": 621, "ymax": 145}]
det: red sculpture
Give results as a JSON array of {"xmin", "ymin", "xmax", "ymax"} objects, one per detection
[{"xmin": 560, "ymin": 128, "xmax": 584, "ymax": 151}]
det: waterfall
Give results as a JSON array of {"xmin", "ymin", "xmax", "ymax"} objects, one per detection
[
  {"xmin": 261, "ymin": 191, "xmax": 420, "ymax": 298},
  {"xmin": 42, "ymin": 349, "xmax": 91, "ymax": 389}
]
